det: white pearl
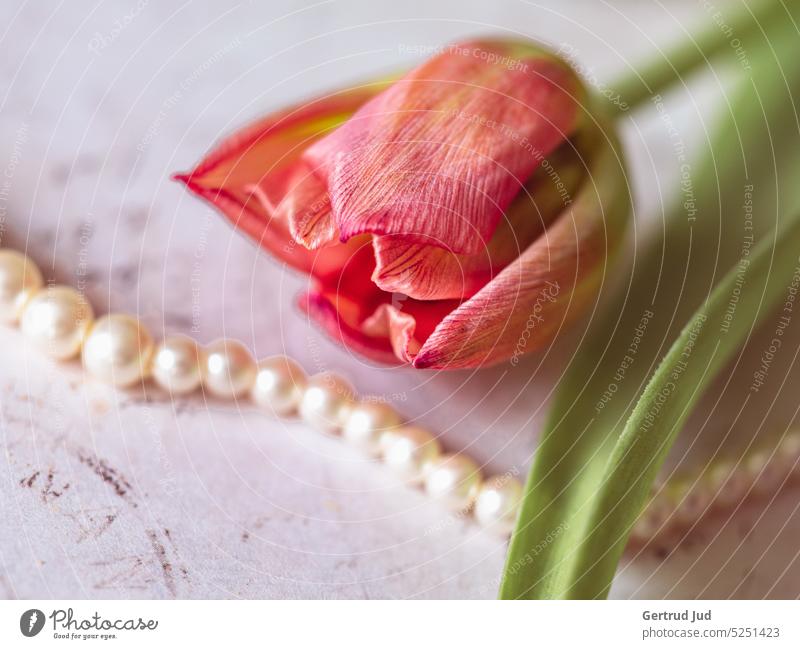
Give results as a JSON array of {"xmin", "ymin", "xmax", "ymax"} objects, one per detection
[
  {"xmin": 778, "ymin": 432, "xmax": 800, "ymax": 473},
  {"xmin": 342, "ymin": 400, "xmax": 402, "ymax": 454},
  {"xmin": 0, "ymin": 250, "xmax": 43, "ymax": 324},
  {"xmin": 707, "ymin": 461, "xmax": 748, "ymax": 508},
  {"xmin": 633, "ymin": 494, "xmax": 674, "ymax": 542},
  {"xmin": 669, "ymin": 481, "xmax": 710, "ymax": 526},
  {"xmin": 82, "ymin": 314, "xmax": 154, "ymax": 387},
  {"xmin": 251, "ymin": 356, "xmax": 307, "ymax": 416},
  {"xmin": 629, "ymin": 517, "xmax": 655, "ymax": 544},
  {"xmin": 21, "ymin": 285, "xmax": 94, "ymax": 360},
  {"xmin": 474, "ymin": 474, "xmax": 523, "ymax": 535},
  {"xmin": 746, "ymin": 450, "xmax": 786, "ymax": 496},
  {"xmin": 299, "ymin": 372, "xmax": 355, "ymax": 433},
  {"xmin": 202, "ymin": 339, "xmax": 256, "ymax": 399},
  {"xmin": 631, "ymin": 506, "xmax": 666, "ymax": 543},
  {"xmin": 379, "ymin": 425, "xmax": 441, "ymax": 483},
  {"xmin": 424, "ymin": 454, "xmax": 482, "ymax": 511},
  {"xmin": 152, "ymin": 335, "xmax": 203, "ymax": 395}
]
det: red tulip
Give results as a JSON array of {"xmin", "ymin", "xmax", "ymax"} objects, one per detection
[{"xmin": 175, "ymin": 38, "xmax": 629, "ymax": 369}]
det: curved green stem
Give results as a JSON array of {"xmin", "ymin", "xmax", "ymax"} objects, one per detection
[{"xmin": 609, "ymin": 0, "xmax": 789, "ymax": 113}]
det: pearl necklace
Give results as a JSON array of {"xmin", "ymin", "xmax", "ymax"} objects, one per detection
[
  {"xmin": 1, "ymin": 247, "xmax": 797, "ymax": 544},
  {"xmin": 631, "ymin": 434, "xmax": 800, "ymax": 545}
]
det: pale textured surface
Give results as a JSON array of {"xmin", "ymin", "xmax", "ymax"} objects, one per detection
[{"xmin": 1, "ymin": 0, "xmax": 799, "ymax": 599}]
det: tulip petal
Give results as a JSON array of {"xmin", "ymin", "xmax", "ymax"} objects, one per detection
[
  {"xmin": 303, "ymin": 289, "xmax": 459, "ymax": 366},
  {"xmin": 371, "ymin": 136, "xmax": 589, "ymax": 299},
  {"xmin": 270, "ymin": 162, "xmax": 339, "ymax": 250},
  {"xmin": 299, "ymin": 237, "xmax": 460, "ymax": 365},
  {"xmin": 413, "ymin": 126, "xmax": 630, "ymax": 369},
  {"xmin": 361, "ymin": 304, "xmax": 421, "ymax": 362},
  {"xmin": 304, "ymin": 39, "xmax": 583, "ymax": 254},
  {"xmin": 174, "ymin": 84, "xmax": 387, "ymax": 275},
  {"xmin": 300, "ymin": 290, "xmax": 401, "ymax": 365}
]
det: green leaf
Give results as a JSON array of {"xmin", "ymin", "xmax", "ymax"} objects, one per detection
[
  {"xmin": 500, "ymin": 9, "xmax": 800, "ymax": 599},
  {"xmin": 569, "ymin": 210, "xmax": 800, "ymax": 598}
]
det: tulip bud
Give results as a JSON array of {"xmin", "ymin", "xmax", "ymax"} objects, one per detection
[{"xmin": 175, "ymin": 38, "xmax": 629, "ymax": 369}]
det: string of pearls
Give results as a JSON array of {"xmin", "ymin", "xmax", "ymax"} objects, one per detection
[
  {"xmin": 0, "ymin": 249, "xmax": 522, "ymax": 536},
  {"xmin": 630, "ymin": 432, "xmax": 800, "ymax": 544},
  {"xmin": 4, "ymin": 248, "xmax": 798, "ymax": 543}
]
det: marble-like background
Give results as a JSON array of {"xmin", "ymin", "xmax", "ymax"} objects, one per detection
[{"xmin": 1, "ymin": 0, "xmax": 799, "ymax": 598}]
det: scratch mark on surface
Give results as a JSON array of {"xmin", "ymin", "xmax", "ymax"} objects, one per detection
[
  {"xmin": 240, "ymin": 514, "xmax": 270, "ymax": 543},
  {"xmin": 90, "ymin": 555, "xmax": 153, "ymax": 591},
  {"xmin": 146, "ymin": 529, "xmax": 175, "ymax": 596},
  {"xmin": 40, "ymin": 469, "xmax": 70, "ymax": 502},
  {"xmin": 65, "ymin": 508, "xmax": 118, "ymax": 543},
  {"xmin": 76, "ymin": 450, "xmax": 137, "ymax": 507},
  {"xmin": 18, "ymin": 467, "xmax": 71, "ymax": 502},
  {"xmin": 90, "ymin": 525, "xmax": 191, "ymax": 595},
  {"xmin": 19, "ymin": 470, "xmax": 40, "ymax": 488},
  {"xmin": 161, "ymin": 528, "xmax": 189, "ymax": 578}
]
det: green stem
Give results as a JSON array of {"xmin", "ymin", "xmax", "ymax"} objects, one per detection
[{"xmin": 609, "ymin": 0, "xmax": 788, "ymax": 112}]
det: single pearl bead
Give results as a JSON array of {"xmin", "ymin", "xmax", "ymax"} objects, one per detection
[
  {"xmin": 424, "ymin": 453, "xmax": 482, "ymax": 511},
  {"xmin": 474, "ymin": 475, "xmax": 523, "ymax": 535},
  {"xmin": 707, "ymin": 461, "xmax": 748, "ymax": 508},
  {"xmin": 82, "ymin": 314, "xmax": 154, "ymax": 387},
  {"xmin": 202, "ymin": 339, "xmax": 256, "ymax": 399},
  {"xmin": 0, "ymin": 250, "xmax": 43, "ymax": 324},
  {"xmin": 629, "ymin": 517, "xmax": 655, "ymax": 544},
  {"xmin": 379, "ymin": 425, "xmax": 441, "ymax": 483},
  {"xmin": 21, "ymin": 285, "xmax": 94, "ymax": 360},
  {"xmin": 342, "ymin": 400, "xmax": 402, "ymax": 454},
  {"xmin": 669, "ymin": 481, "xmax": 710, "ymax": 526},
  {"xmin": 631, "ymin": 504, "xmax": 667, "ymax": 543},
  {"xmin": 299, "ymin": 372, "xmax": 355, "ymax": 433},
  {"xmin": 633, "ymin": 494, "xmax": 674, "ymax": 542},
  {"xmin": 745, "ymin": 450, "xmax": 786, "ymax": 496},
  {"xmin": 251, "ymin": 356, "xmax": 307, "ymax": 416},
  {"xmin": 779, "ymin": 432, "xmax": 800, "ymax": 474},
  {"xmin": 152, "ymin": 335, "xmax": 203, "ymax": 395}
]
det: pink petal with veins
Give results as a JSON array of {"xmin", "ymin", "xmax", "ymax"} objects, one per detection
[{"xmin": 304, "ymin": 39, "xmax": 582, "ymax": 254}]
